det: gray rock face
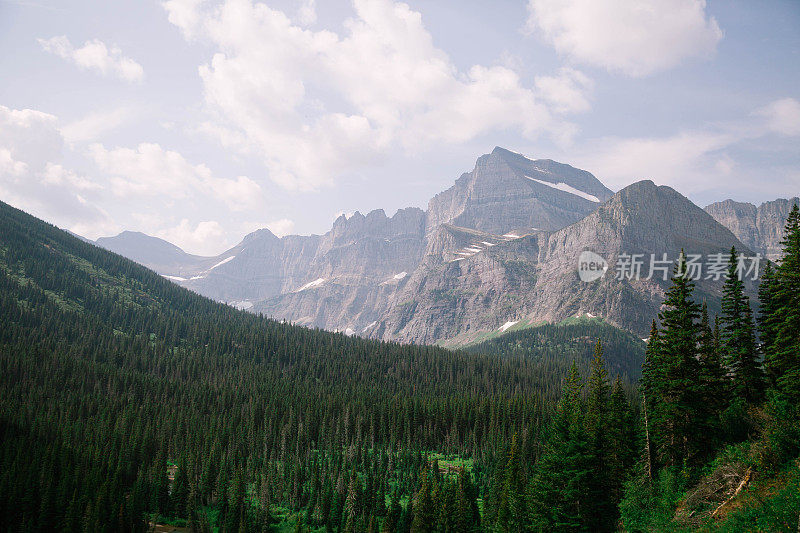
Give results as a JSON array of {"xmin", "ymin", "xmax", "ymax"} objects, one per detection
[
  {"xmin": 94, "ymin": 148, "xmax": 783, "ymax": 345},
  {"xmin": 425, "ymin": 147, "xmax": 613, "ymax": 235},
  {"xmin": 705, "ymin": 197, "xmax": 799, "ymax": 261},
  {"xmin": 374, "ymin": 181, "xmax": 753, "ymax": 344}
]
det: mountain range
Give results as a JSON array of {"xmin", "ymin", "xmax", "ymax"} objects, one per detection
[{"xmin": 93, "ymin": 146, "xmax": 797, "ymax": 345}]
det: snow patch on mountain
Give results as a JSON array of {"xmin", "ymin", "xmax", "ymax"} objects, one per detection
[
  {"xmin": 526, "ymin": 176, "xmax": 600, "ymax": 202},
  {"xmin": 296, "ymin": 278, "xmax": 326, "ymax": 292},
  {"xmin": 499, "ymin": 320, "xmax": 519, "ymax": 332},
  {"xmin": 208, "ymin": 255, "xmax": 235, "ymax": 271}
]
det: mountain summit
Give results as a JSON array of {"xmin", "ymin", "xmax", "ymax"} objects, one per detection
[
  {"xmin": 425, "ymin": 146, "xmax": 613, "ymax": 235},
  {"xmin": 86, "ymin": 150, "xmax": 789, "ymax": 345}
]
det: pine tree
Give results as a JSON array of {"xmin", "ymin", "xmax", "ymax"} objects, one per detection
[
  {"xmin": 381, "ymin": 492, "xmax": 401, "ymax": 533},
  {"xmin": 527, "ymin": 362, "xmax": 593, "ymax": 531},
  {"xmin": 696, "ymin": 302, "xmax": 726, "ymax": 452},
  {"xmin": 758, "ymin": 261, "xmax": 778, "ymax": 370},
  {"xmin": 607, "ymin": 376, "xmax": 636, "ymax": 505},
  {"xmin": 720, "ymin": 247, "xmax": 765, "ymax": 404},
  {"xmin": 650, "ymin": 252, "xmax": 704, "ymax": 470},
  {"xmin": 765, "ymin": 204, "xmax": 800, "ymax": 401},
  {"xmin": 410, "ymin": 472, "xmax": 434, "ymax": 533},
  {"xmin": 172, "ymin": 463, "xmax": 190, "ymax": 517},
  {"xmin": 453, "ymin": 469, "xmax": 479, "ymax": 533},
  {"xmin": 584, "ymin": 340, "xmax": 615, "ymax": 532},
  {"xmin": 640, "ymin": 319, "xmax": 660, "ymax": 483},
  {"xmin": 497, "ymin": 434, "xmax": 526, "ymax": 532}
]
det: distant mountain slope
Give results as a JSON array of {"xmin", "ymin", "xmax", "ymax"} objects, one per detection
[
  {"xmin": 464, "ymin": 318, "xmax": 647, "ymax": 380},
  {"xmin": 705, "ymin": 197, "xmax": 799, "ymax": 261},
  {"xmin": 82, "ymin": 149, "xmax": 780, "ymax": 345},
  {"xmin": 96, "ymin": 230, "xmax": 214, "ymax": 276},
  {"xmin": 374, "ymin": 180, "xmax": 753, "ymax": 343},
  {"xmin": 95, "ymin": 148, "xmax": 613, "ymax": 337}
]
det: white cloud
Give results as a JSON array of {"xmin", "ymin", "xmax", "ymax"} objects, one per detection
[
  {"xmin": 534, "ymin": 67, "xmax": 593, "ymax": 114},
  {"xmin": 755, "ymin": 97, "xmax": 800, "ymax": 136},
  {"xmin": 163, "ymin": 0, "xmax": 568, "ymax": 191},
  {"xmin": 296, "ymin": 0, "xmax": 316, "ymax": 26},
  {"xmin": 0, "ymin": 104, "xmax": 274, "ymax": 253},
  {"xmin": 163, "ymin": 0, "xmax": 207, "ymax": 39},
  {"xmin": 575, "ymin": 98, "xmax": 800, "ymax": 197},
  {"xmin": 0, "ymin": 105, "xmax": 116, "ymax": 237},
  {"xmin": 265, "ymin": 218, "xmax": 295, "ymax": 237},
  {"xmin": 526, "ymin": 0, "xmax": 723, "ymax": 77},
  {"xmin": 155, "ymin": 218, "xmax": 226, "ymax": 255},
  {"xmin": 61, "ymin": 108, "xmax": 137, "ymax": 144},
  {"xmin": 38, "ymin": 36, "xmax": 144, "ymax": 82},
  {"xmin": 0, "ymin": 148, "xmax": 28, "ymax": 177},
  {"xmin": 87, "ymin": 142, "xmax": 263, "ymax": 211}
]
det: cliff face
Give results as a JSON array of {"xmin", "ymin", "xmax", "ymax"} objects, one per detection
[
  {"xmin": 96, "ymin": 149, "xmax": 781, "ymax": 345},
  {"xmin": 373, "ymin": 181, "xmax": 751, "ymax": 344},
  {"xmin": 705, "ymin": 197, "xmax": 799, "ymax": 261},
  {"xmin": 425, "ymin": 147, "xmax": 613, "ymax": 235}
]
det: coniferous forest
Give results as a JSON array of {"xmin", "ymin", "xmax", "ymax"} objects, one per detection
[{"xmin": 0, "ymin": 198, "xmax": 799, "ymax": 532}]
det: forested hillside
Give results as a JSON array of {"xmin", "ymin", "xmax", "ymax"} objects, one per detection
[
  {"xmin": 466, "ymin": 319, "xmax": 646, "ymax": 380},
  {"xmin": 0, "ymin": 200, "xmax": 640, "ymax": 532},
  {"xmin": 1, "ymin": 196, "xmax": 797, "ymax": 532}
]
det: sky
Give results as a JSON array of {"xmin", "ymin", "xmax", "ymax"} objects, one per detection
[{"xmin": 0, "ymin": 0, "xmax": 798, "ymax": 255}]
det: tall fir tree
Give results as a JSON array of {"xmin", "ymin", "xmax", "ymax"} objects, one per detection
[
  {"xmin": 696, "ymin": 302, "xmax": 726, "ymax": 451},
  {"xmin": 651, "ymin": 251, "xmax": 704, "ymax": 470},
  {"xmin": 527, "ymin": 362, "xmax": 593, "ymax": 532},
  {"xmin": 497, "ymin": 434, "xmax": 526, "ymax": 532},
  {"xmin": 584, "ymin": 341, "xmax": 615, "ymax": 532},
  {"xmin": 765, "ymin": 204, "xmax": 800, "ymax": 401},
  {"xmin": 410, "ymin": 472, "xmax": 434, "ymax": 533},
  {"xmin": 607, "ymin": 376, "xmax": 637, "ymax": 506},
  {"xmin": 758, "ymin": 260, "xmax": 778, "ymax": 370},
  {"xmin": 720, "ymin": 247, "xmax": 765, "ymax": 404}
]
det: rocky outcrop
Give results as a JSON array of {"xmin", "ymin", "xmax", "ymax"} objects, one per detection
[
  {"xmin": 373, "ymin": 181, "xmax": 753, "ymax": 343},
  {"xmin": 95, "ymin": 149, "xmax": 782, "ymax": 345},
  {"xmin": 425, "ymin": 147, "xmax": 613, "ymax": 235},
  {"xmin": 705, "ymin": 197, "xmax": 799, "ymax": 261}
]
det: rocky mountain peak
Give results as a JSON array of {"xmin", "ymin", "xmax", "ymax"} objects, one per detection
[
  {"xmin": 425, "ymin": 147, "xmax": 614, "ymax": 236},
  {"xmin": 705, "ymin": 196, "xmax": 800, "ymax": 260}
]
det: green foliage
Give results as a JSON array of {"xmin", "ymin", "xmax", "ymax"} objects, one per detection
[
  {"xmin": 763, "ymin": 203, "xmax": 800, "ymax": 402},
  {"xmin": 624, "ymin": 208, "xmax": 800, "ymax": 531},
  {"xmin": 466, "ymin": 319, "xmax": 646, "ymax": 380},
  {"xmin": 619, "ymin": 467, "xmax": 688, "ymax": 533},
  {"xmin": 720, "ymin": 247, "xmax": 765, "ymax": 404}
]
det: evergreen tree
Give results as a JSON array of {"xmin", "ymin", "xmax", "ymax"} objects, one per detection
[
  {"xmin": 650, "ymin": 252, "xmax": 704, "ymax": 470},
  {"xmin": 527, "ymin": 362, "xmax": 593, "ymax": 532},
  {"xmin": 607, "ymin": 376, "xmax": 636, "ymax": 506},
  {"xmin": 584, "ymin": 340, "xmax": 615, "ymax": 532},
  {"xmin": 172, "ymin": 463, "xmax": 190, "ymax": 517},
  {"xmin": 696, "ymin": 302, "xmax": 726, "ymax": 452},
  {"xmin": 381, "ymin": 492, "xmax": 401, "ymax": 533},
  {"xmin": 497, "ymin": 433, "xmax": 526, "ymax": 531},
  {"xmin": 765, "ymin": 204, "xmax": 800, "ymax": 401},
  {"xmin": 758, "ymin": 261, "xmax": 778, "ymax": 368},
  {"xmin": 720, "ymin": 247, "xmax": 765, "ymax": 404},
  {"xmin": 410, "ymin": 472, "xmax": 434, "ymax": 533}
]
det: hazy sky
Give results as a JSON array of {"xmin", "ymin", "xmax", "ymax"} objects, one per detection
[{"xmin": 1, "ymin": 0, "xmax": 799, "ymax": 255}]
